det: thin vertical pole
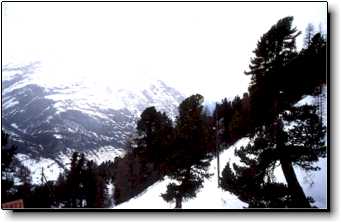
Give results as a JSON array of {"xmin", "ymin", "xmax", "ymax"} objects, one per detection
[
  {"xmin": 216, "ymin": 120, "xmax": 220, "ymax": 187},
  {"xmin": 41, "ymin": 167, "xmax": 44, "ymax": 185}
]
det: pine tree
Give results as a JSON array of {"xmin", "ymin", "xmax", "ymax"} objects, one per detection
[
  {"xmin": 30, "ymin": 181, "xmax": 56, "ymax": 208},
  {"xmin": 243, "ymin": 16, "xmax": 315, "ymax": 207},
  {"xmin": 215, "ymin": 94, "xmax": 252, "ymax": 144},
  {"xmin": 55, "ymin": 172, "xmax": 67, "ymax": 207},
  {"xmin": 65, "ymin": 152, "xmax": 88, "ymax": 207},
  {"xmin": 221, "ymin": 105, "xmax": 325, "ymax": 208},
  {"xmin": 162, "ymin": 94, "xmax": 213, "ymax": 208},
  {"xmin": 221, "ymin": 17, "xmax": 326, "ymax": 208},
  {"xmin": 83, "ymin": 160, "xmax": 98, "ymax": 208},
  {"xmin": 1, "ymin": 131, "xmax": 17, "ymax": 171},
  {"xmin": 95, "ymin": 175, "xmax": 107, "ymax": 208},
  {"xmin": 137, "ymin": 106, "xmax": 174, "ymax": 167},
  {"xmin": 213, "ymin": 98, "xmax": 233, "ymax": 143},
  {"xmin": 16, "ymin": 165, "xmax": 33, "ymax": 206},
  {"xmin": 245, "ymin": 16, "xmax": 300, "ymax": 127},
  {"xmin": 66, "ymin": 152, "xmax": 80, "ymax": 207}
]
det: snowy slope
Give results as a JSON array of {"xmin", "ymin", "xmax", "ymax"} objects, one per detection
[
  {"xmin": 274, "ymin": 87, "xmax": 328, "ymax": 208},
  {"xmin": 182, "ymin": 138, "xmax": 250, "ymax": 209},
  {"xmin": 16, "ymin": 153, "xmax": 64, "ymax": 185},
  {"xmin": 114, "ymin": 135, "xmax": 326, "ymax": 209},
  {"xmin": 273, "ymin": 158, "xmax": 327, "ymax": 208},
  {"xmin": 15, "ymin": 146, "xmax": 126, "ymax": 185},
  {"xmin": 114, "ymin": 138, "xmax": 250, "ymax": 209},
  {"xmin": 294, "ymin": 85, "xmax": 327, "ymax": 126}
]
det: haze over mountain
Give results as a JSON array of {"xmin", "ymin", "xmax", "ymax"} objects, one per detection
[{"xmin": 2, "ymin": 62, "xmax": 185, "ymax": 183}]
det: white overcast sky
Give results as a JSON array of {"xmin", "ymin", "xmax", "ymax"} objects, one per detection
[{"xmin": 2, "ymin": 2, "xmax": 327, "ymax": 102}]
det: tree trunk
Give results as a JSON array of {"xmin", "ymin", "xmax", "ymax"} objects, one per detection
[
  {"xmin": 275, "ymin": 117, "xmax": 311, "ymax": 208},
  {"xmin": 175, "ymin": 195, "xmax": 182, "ymax": 209},
  {"xmin": 280, "ymin": 158, "xmax": 311, "ymax": 208}
]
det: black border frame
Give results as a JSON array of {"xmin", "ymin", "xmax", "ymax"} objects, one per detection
[{"xmin": 0, "ymin": 0, "xmax": 330, "ymax": 213}]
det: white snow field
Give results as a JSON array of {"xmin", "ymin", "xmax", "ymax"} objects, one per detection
[
  {"xmin": 114, "ymin": 138, "xmax": 250, "ymax": 209},
  {"xmin": 16, "ymin": 153, "xmax": 64, "ymax": 185}
]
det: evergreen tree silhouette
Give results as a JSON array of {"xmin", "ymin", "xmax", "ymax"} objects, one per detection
[
  {"xmin": 221, "ymin": 16, "xmax": 326, "ymax": 208},
  {"xmin": 162, "ymin": 94, "xmax": 213, "ymax": 208},
  {"xmin": 244, "ymin": 16, "xmax": 300, "ymax": 127},
  {"xmin": 137, "ymin": 106, "xmax": 174, "ymax": 169}
]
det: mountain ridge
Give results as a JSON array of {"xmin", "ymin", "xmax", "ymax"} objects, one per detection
[{"xmin": 2, "ymin": 62, "xmax": 185, "ymax": 183}]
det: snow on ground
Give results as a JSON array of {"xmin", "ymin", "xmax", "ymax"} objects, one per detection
[
  {"xmin": 282, "ymin": 88, "xmax": 327, "ymax": 208},
  {"xmin": 1, "ymin": 69, "xmax": 24, "ymax": 81},
  {"xmin": 14, "ymin": 146, "xmax": 125, "ymax": 186},
  {"xmin": 3, "ymin": 98, "xmax": 19, "ymax": 109},
  {"xmin": 55, "ymin": 149, "xmax": 73, "ymax": 168},
  {"xmin": 273, "ymin": 158, "xmax": 327, "ymax": 208},
  {"xmin": 219, "ymin": 138, "xmax": 250, "ymax": 174},
  {"xmin": 85, "ymin": 146, "xmax": 125, "ymax": 165},
  {"xmin": 294, "ymin": 95, "xmax": 316, "ymax": 107},
  {"xmin": 114, "ymin": 177, "xmax": 175, "ymax": 209},
  {"xmin": 182, "ymin": 138, "xmax": 250, "ymax": 209},
  {"xmin": 48, "ymin": 145, "xmax": 124, "ymax": 169},
  {"xmin": 11, "ymin": 123, "xmax": 19, "ymax": 129},
  {"xmin": 53, "ymin": 134, "xmax": 63, "ymax": 139},
  {"xmin": 107, "ymin": 179, "xmax": 115, "ymax": 207},
  {"xmin": 295, "ymin": 158, "xmax": 327, "ymax": 208},
  {"xmin": 114, "ymin": 138, "xmax": 250, "ymax": 209},
  {"xmin": 16, "ymin": 153, "xmax": 64, "ymax": 185},
  {"xmin": 294, "ymin": 85, "xmax": 327, "ymax": 126},
  {"xmin": 114, "ymin": 130, "xmax": 326, "ymax": 209}
]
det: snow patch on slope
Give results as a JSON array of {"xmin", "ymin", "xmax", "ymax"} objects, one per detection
[
  {"xmin": 294, "ymin": 85, "xmax": 327, "ymax": 126},
  {"xmin": 274, "ymin": 88, "xmax": 327, "ymax": 208},
  {"xmin": 3, "ymin": 98, "xmax": 19, "ymax": 109},
  {"xmin": 295, "ymin": 158, "xmax": 327, "ymax": 208},
  {"xmin": 272, "ymin": 158, "xmax": 327, "ymax": 208},
  {"xmin": 294, "ymin": 95, "xmax": 316, "ymax": 107},
  {"xmin": 182, "ymin": 138, "xmax": 250, "ymax": 209},
  {"xmin": 53, "ymin": 134, "xmax": 63, "ymax": 139},
  {"xmin": 115, "ymin": 177, "xmax": 175, "ymax": 209},
  {"xmin": 114, "ymin": 138, "xmax": 250, "ymax": 209},
  {"xmin": 114, "ymin": 130, "xmax": 326, "ymax": 209},
  {"xmin": 220, "ymin": 138, "xmax": 250, "ymax": 174},
  {"xmin": 85, "ymin": 146, "xmax": 125, "ymax": 165},
  {"xmin": 16, "ymin": 153, "xmax": 64, "ymax": 185},
  {"xmin": 15, "ymin": 145, "xmax": 126, "ymax": 185}
]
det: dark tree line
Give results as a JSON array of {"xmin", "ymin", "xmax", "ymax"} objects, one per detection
[
  {"xmin": 1, "ymin": 131, "xmax": 115, "ymax": 208},
  {"xmin": 113, "ymin": 106, "xmax": 174, "ymax": 204},
  {"xmin": 53, "ymin": 152, "xmax": 110, "ymax": 208},
  {"xmin": 214, "ymin": 93, "xmax": 251, "ymax": 145},
  {"xmin": 2, "ymin": 130, "xmax": 19, "ymax": 203}
]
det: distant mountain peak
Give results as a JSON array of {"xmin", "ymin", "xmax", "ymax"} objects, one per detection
[{"xmin": 2, "ymin": 62, "xmax": 185, "ymax": 183}]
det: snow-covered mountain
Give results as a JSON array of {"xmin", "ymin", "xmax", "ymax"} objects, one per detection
[{"xmin": 1, "ymin": 62, "xmax": 184, "ymax": 184}]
